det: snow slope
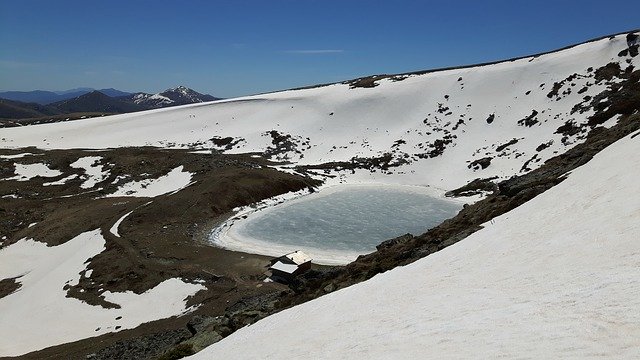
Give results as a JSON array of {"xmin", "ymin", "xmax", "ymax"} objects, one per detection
[
  {"xmin": 0, "ymin": 230, "xmax": 205, "ymax": 357},
  {"xmin": 188, "ymin": 124, "xmax": 640, "ymax": 359},
  {"xmin": 1, "ymin": 32, "xmax": 637, "ymax": 191}
]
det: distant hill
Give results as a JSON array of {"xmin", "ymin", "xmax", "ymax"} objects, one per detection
[
  {"xmin": 98, "ymin": 88, "xmax": 133, "ymax": 98},
  {"xmin": 0, "ymin": 88, "xmax": 134, "ymax": 104},
  {"xmin": 0, "ymin": 98, "xmax": 61, "ymax": 119},
  {"xmin": 51, "ymin": 91, "xmax": 145, "ymax": 113},
  {"xmin": 0, "ymin": 90, "xmax": 71, "ymax": 105}
]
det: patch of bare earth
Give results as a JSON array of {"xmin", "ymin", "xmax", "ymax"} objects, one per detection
[
  {"xmin": 0, "ymin": 147, "xmax": 319, "ymax": 359},
  {"xmin": 0, "ymin": 277, "xmax": 21, "ymax": 299}
]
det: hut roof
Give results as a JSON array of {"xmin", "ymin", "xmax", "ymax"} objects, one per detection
[
  {"xmin": 283, "ymin": 251, "xmax": 312, "ymax": 265},
  {"xmin": 270, "ymin": 261, "xmax": 299, "ymax": 274}
]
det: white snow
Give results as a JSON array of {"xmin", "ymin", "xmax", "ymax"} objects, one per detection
[
  {"xmin": 0, "ymin": 153, "xmax": 37, "ymax": 159},
  {"xmin": 188, "ymin": 126, "xmax": 640, "ymax": 359},
  {"xmin": 4, "ymin": 162, "xmax": 63, "ymax": 181},
  {"xmin": 70, "ymin": 156, "xmax": 109, "ymax": 189},
  {"xmin": 43, "ymin": 174, "xmax": 78, "ymax": 186},
  {"xmin": 1, "ymin": 33, "xmax": 636, "ymax": 190},
  {"xmin": 109, "ymin": 209, "xmax": 134, "ymax": 237},
  {"xmin": 0, "ymin": 230, "xmax": 205, "ymax": 357},
  {"xmin": 105, "ymin": 166, "xmax": 193, "ymax": 198},
  {"xmin": 109, "ymin": 201, "xmax": 152, "ymax": 237}
]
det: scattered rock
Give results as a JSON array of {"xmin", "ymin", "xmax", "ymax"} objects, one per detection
[
  {"xmin": 468, "ymin": 157, "xmax": 492, "ymax": 170},
  {"xmin": 517, "ymin": 110, "xmax": 539, "ymax": 127},
  {"xmin": 376, "ymin": 233, "xmax": 414, "ymax": 251},
  {"xmin": 323, "ymin": 283, "xmax": 337, "ymax": 293}
]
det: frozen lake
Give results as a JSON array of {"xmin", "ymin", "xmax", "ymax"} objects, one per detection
[{"xmin": 213, "ymin": 185, "xmax": 463, "ymax": 265}]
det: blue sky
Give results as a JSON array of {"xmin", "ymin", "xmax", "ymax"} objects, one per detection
[{"xmin": 1, "ymin": 0, "xmax": 639, "ymax": 97}]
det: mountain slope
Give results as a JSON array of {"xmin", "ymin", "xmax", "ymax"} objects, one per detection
[
  {"xmin": 96, "ymin": 88, "xmax": 132, "ymax": 97},
  {"xmin": 189, "ymin": 128, "xmax": 640, "ymax": 359},
  {"xmin": 0, "ymin": 90, "xmax": 71, "ymax": 105},
  {"xmin": 51, "ymin": 90, "xmax": 145, "ymax": 113},
  {"xmin": 2, "ymin": 31, "xmax": 637, "ymax": 191},
  {"xmin": 122, "ymin": 86, "xmax": 220, "ymax": 109},
  {"xmin": 0, "ymin": 98, "xmax": 61, "ymax": 119}
]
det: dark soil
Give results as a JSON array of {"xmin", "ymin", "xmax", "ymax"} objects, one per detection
[
  {"xmin": 0, "ymin": 148, "xmax": 320, "ymax": 360},
  {"xmin": 0, "ymin": 277, "xmax": 21, "ymax": 299}
]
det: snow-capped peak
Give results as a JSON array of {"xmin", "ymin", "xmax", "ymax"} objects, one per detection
[{"xmin": 128, "ymin": 86, "xmax": 218, "ymax": 108}]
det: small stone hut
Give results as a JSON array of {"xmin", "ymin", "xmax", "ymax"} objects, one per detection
[{"xmin": 268, "ymin": 250, "xmax": 312, "ymax": 283}]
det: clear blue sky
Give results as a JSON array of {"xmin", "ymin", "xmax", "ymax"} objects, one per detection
[{"xmin": 1, "ymin": 0, "xmax": 638, "ymax": 97}]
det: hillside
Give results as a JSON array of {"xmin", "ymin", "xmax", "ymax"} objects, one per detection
[
  {"xmin": 0, "ymin": 98, "xmax": 61, "ymax": 120},
  {"xmin": 3, "ymin": 32, "xmax": 638, "ymax": 190},
  {"xmin": 0, "ymin": 88, "xmax": 132, "ymax": 105},
  {"xmin": 51, "ymin": 90, "xmax": 145, "ymax": 113},
  {"xmin": 0, "ymin": 30, "xmax": 638, "ymax": 359}
]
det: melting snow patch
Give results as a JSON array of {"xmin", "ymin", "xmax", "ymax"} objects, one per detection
[
  {"xmin": 0, "ymin": 153, "xmax": 38, "ymax": 159},
  {"xmin": 109, "ymin": 210, "xmax": 135, "ymax": 237},
  {"xmin": 5, "ymin": 163, "xmax": 63, "ymax": 181},
  {"xmin": 43, "ymin": 174, "xmax": 78, "ymax": 186},
  {"xmin": 0, "ymin": 230, "xmax": 205, "ymax": 357},
  {"xmin": 105, "ymin": 166, "xmax": 193, "ymax": 198},
  {"xmin": 71, "ymin": 156, "xmax": 109, "ymax": 189}
]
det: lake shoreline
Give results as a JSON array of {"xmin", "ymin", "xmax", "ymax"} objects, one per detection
[{"xmin": 210, "ymin": 183, "xmax": 464, "ymax": 265}]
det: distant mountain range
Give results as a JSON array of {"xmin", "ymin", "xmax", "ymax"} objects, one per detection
[
  {"xmin": 0, "ymin": 88, "xmax": 133, "ymax": 105},
  {"xmin": 0, "ymin": 86, "xmax": 221, "ymax": 125}
]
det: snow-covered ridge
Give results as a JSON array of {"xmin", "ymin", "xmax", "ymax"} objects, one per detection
[
  {"xmin": 1, "ymin": 32, "xmax": 637, "ymax": 191},
  {"xmin": 128, "ymin": 86, "xmax": 216, "ymax": 108}
]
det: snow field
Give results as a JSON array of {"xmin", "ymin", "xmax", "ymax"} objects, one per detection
[
  {"xmin": 189, "ymin": 132, "xmax": 640, "ymax": 359},
  {"xmin": 0, "ymin": 230, "xmax": 205, "ymax": 357},
  {"xmin": 1, "ymin": 33, "xmax": 636, "ymax": 190}
]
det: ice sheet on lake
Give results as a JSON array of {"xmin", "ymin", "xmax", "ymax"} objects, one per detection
[{"xmin": 214, "ymin": 185, "xmax": 462, "ymax": 265}]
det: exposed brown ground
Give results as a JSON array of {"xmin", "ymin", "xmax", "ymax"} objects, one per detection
[{"xmin": 0, "ymin": 147, "xmax": 320, "ymax": 359}]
